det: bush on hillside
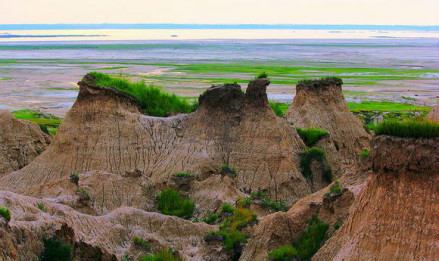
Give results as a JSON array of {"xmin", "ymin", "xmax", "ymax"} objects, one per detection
[
  {"xmin": 269, "ymin": 101, "xmax": 289, "ymax": 117},
  {"xmin": 0, "ymin": 206, "xmax": 11, "ymax": 222},
  {"xmin": 156, "ymin": 189, "xmax": 195, "ymax": 219},
  {"xmin": 173, "ymin": 171, "xmax": 194, "ymax": 178},
  {"xmin": 141, "ymin": 248, "xmax": 180, "ymax": 261},
  {"xmin": 86, "ymin": 72, "xmax": 195, "ymax": 117},
  {"xmin": 133, "ymin": 236, "xmax": 151, "ymax": 250},
  {"xmin": 374, "ymin": 119, "xmax": 439, "ymax": 138}
]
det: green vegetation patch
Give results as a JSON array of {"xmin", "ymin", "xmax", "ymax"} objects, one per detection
[
  {"xmin": 12, "ymin": 109, "xmax": 62, "ymax": 135},
  {"xmin": 0, "ymin": 206, "xmax": 11, "ymax": 222},
  {"xmin": 220, "ymin": 164, "xmax": 237, "ymax": 176},
  {"xmin": 269, "ymin": 101, "xmax": 289, "ymax": 117},
  {"xmin": 141, "ymin": 248, "xmax": 181, "ymax": 261},
  {"xmin": 326, "ymin": 181, "xmax": 343, "ymax": 195},
  {"xmin": 39, "ymin": 237, "xmax": 72, "ymax": 261},
  {"xmin": 250, "ymin": 190, "xmax": 288, "ymax": 212},
  {"xmin": 347, "ymin": 101, "xmax": 431, "ymax": 113},
  {"xmin": 296, "ymin": 127, "xmax": 329, "ymax": 147},
  {"xmin": 268, "ymin": 216, "xmax": 329, "ymax": 260},
  {"xmin": 133, "ymin": 236, "xmax": 151, "ymax": 250},
  {"xmin": 360, "ymin": 149, "xmax": 370, "ymax": 159},
  {"xmin": 156, "ymin": 189, "xmax": 195, "ymax": 219},
  {"xmin": 38, "ymin": 202, "xmax": 46, "ymax": 212},
  {"xmin": 206, "ymin": 202, "xmax": 257, "ymax": 252},
  {"xmin": 374, "ymin": 119, "xmax": 439, "ymax": 138},
  {"xmin": 300, "ymin": 147, "xmax": 332, "ymax": 182},
  {"xmin": 173, "ymin": 171, "xmax": 194, "ymax": 178},
  {"xmin": 86, "ymin": 72, "xmax": 194, "ymax": 117},
  {"xmin": 256, "ymin": 71, "xmax": 268, "ymax": 79}
]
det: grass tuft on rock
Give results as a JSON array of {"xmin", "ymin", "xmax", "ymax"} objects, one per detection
[
  {"xmin": 156, "ymin": 189, "xmax": 195, "ymax": 219},
  {"xmin": 86, "ymin": 72, "xmax": 194, "ymax": 117},
  {"xmin": 360, "ymin": 149, "xmax": 370, "ymax": 159},
  {"xmin": 0, "ymin": 206, "xmax": 11, "ymax": 222},
  {"xmin": 296, "ymin": 127, "xmax": 329, "ymax": 147},
  {"xmin": 374, "ymin": 119, "xmax": 439, "ymax": 138},
  {"xmin": 300, "ymin": 147, "xmax": 325, "ymax": 180},
  {"xmin": 298, "ymin": 76, "xmax": 343, "ymax": 86},
  {"xmin": 256, "ymin": 71, "xmax": 268, "ymax": 79},
  {"xmin": 268, "ymin": 245, "xmax": 298, "ymax": 261}
]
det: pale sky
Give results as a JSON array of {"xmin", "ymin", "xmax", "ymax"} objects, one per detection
[{"xmin": 0, "ymin": 0, "xmax": 438, "ymax": 25}]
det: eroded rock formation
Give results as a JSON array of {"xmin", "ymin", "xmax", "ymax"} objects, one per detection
[
  {"xmin": 0, "ymin": 191, "xmax": 221, "ymax": 260},
  {"xmin": 286, "ymin": 78, "xmax": 371, "ymax": 177},
  {"xmin": 313, "ymin": 135, "xmax": 439, "ymax": 260},
  {"xmin": 0, "ymin": 110, "xmax": 51, "ymax": 175},
  {"xmin": 0, "ymin": 75, "xmax": 309, "ymax": 212}
]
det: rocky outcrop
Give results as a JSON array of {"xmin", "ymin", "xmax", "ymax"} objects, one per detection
[
  {"xmin": 0, "ymin": 110, "xmax": 51, "ymax": 175},
  {"xmin": 240, "ymin": 180, "xmax": 356, "ymax": 261},
  {"xmin": 286, "ymin": 78, "xmax": 371, "ymax": 176},
  {"xmin": 427, "ymin": 104, "xmax": 439, "ymax": 121},
  {"xmin": 0, "ymin": 191, "xmax": 221, "ymax": 260},
  {"xmin": 314, "ymin": 135, "xmax": 439, "ymax": 260},
  {"xmin": 0, "ymin": 75, "xmax": 309, "ymax": 209}
]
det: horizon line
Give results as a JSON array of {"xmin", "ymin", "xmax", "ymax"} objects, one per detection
[{"xmin": 1, "ymin": 23, "xmax": 438, "ymax": 31}]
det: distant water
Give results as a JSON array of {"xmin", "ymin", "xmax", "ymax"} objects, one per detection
[{"xmin": 0, "ymin": 28, "xmax": 438, "ymax": 42}]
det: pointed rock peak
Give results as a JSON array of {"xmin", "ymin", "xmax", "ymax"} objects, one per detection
[
  {"xmin": 246, "ymin": 78, "xmax": 270, "ymax": 106},
  {"xmin": 198, "ymin": 83, "xmax": 245, "ymax": 112}
]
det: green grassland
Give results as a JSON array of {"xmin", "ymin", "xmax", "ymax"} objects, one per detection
[{"xmin": 12, "ymin": 109, "xmax": 62, "ymax": 135}]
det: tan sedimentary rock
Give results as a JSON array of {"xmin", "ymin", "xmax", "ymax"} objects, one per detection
[
  {"xmin": 286, "ymin": 79, "xmax": 371, "ymax": 177},
  {"xmin": 427, "ymin": 104, "xmax": 439, "ymax": 121},
  {"xmin": 0, "ymin": 75, "xmax": 309, "ymax": 204},
  {"xmin": 313, "ymin": 136, "xmax": 439, "ymax": 261},
  {"xmin": 240, "ymin": 182, "xmax": 355, "ymax": 261},
  {"xmin": 0, "ymin": 110, "xmax": 51, "ymax": 175},
  {"xmin": 0, "ymin": 191, "xmax": 221, "ymax": 260}
]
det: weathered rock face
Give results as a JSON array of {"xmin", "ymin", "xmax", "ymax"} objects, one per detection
[
  {"xmin": 0, "ymin": 191, "xmax": 222, "ymax": 261},
  {"xmin": 0, "ymin": 110, "xmax": 51, "ymax": 175},
  {"xmin": 314, "ymin": 136, "xmax": 439, "ymax": 261},
  {"xmin": 286, "ymin": 79, "xmax": 371, "ymax": 176},
  {"xmin": 427, "ymin": 104, "xmax": 439, "ymax": 121},
  {"xmin": 0, "ymin": 75, "xmax": 309, "ymax": 207},
  {"xmin": 240, "ymin": 182, "xmax": 355, "ymax": 261}
]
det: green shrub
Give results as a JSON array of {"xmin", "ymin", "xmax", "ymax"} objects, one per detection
[
  {"xmin": 86, "ymin": 72, "xmax": 194, "ymax": 117},
  {"xmin": 221, "ymin": 203, "xmax": 235, "ymax": 214},
  {"xmin": 295, "ymin": 127, "xmax": 329, "ymax": 147},
  {"xmin": 133, "ymin": 236, "xmax": 151, "ymax": 250},
  {"xmin": 39, "ymin": 237, "xmax": 72, "ymax": 261},
  {"xmin": 333, "ymin": 221, "xmax": 341, "ymax": 230},
  {"xmin": 250, "ymin": 190, "xmax": 267, "ymax": 199},
  {"xmin": 294, "ymin": 216, "xmax": 329, "ymax": 259},
  {"xmin": 173, "ymin": 172, "xmax": 194, "ymax": 178},
  {"xmin": 208, "ymin": 229, "xmax": 247, "ymax": 251},
  {"xmin": 268, "ymin": 245, "xmax": 298, "ymax": 261},
  {"xmin": 328, "ymin": 181, "xmax": 343, "ymax": 194},
  {"xmin": 69, "ymin": 172, "xmax": 79, "ymax": 184},
  {"xmin": 261, "ymin": 198, "xmax": 288, "ymax": 212},
  {"xmin": 300, "ymin": 147, "xmax": 325, "ymax": 180},
  {"xmin": 202, "ymin": 212, "xmax": 221, "ymax": 224},
  {"xmin": 256, "ymin": 71, "xmax": 268, "ymax": 79},
  {"xmin": 156, "ymin": 189, "xmax": 195, "ymax": 219},
  {"xmin": 323, "ymin": 168, "xmax": 333, "ymax": 183},
  {"xmin": 237, "ymin": 197, "xmax": 252, "ymax": 208},
  {"xmin": 0, "ymin": 206, "xmax": 11, "ymax": 222},
  {"xmin": 220, "ymin": 164, "xmax": 237, "ymax": 176},
  {"xmin": 76, "ymin": 187, "xmax": 90, "ymax": 198},
  {"xmin": 374, "ymin": 119, "xmax": 439, "ymax": 138},
  {"xmin": 38, "ymin": 202, "xmax": 46, "ymax": 212},
  {"xmin": 360, "ymin": 149, "xmax": 370, "ymax": 159},
  {"xmin": 141, "ymin": 248, "xmax": 180, "ymax": 261},
  {"xmin": 269, "ymin": 101, "xmax": 289, "ymax": 117}
]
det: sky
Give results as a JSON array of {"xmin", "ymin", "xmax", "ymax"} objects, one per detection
[{"xmin": 0, "ymin": 0, "xmax": 438, "ymax": 25}]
